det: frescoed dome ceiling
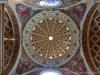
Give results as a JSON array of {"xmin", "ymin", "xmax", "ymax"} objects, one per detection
[
  {"xmin": 0, "ymin": 0, "xmax": 100, "ymax": 75},
  {"xmin": 23, "ymin": 11, "xmax": 79, "ymax": 66},
  {"xmin": 82, "ymin": 3, "xmax": 100, "ymax": 74},
  {"xmin": 1, "ymin": 4, "xmax": 20, "ymax": 75}
]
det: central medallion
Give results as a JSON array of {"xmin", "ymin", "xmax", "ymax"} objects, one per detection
[
  {"xmin": 49, "ymin": 36, "xmax": 53, "ymax": 41},
  {"xmin": 23, "ymin": 11, "xmax": 79, "ymax": 66}
]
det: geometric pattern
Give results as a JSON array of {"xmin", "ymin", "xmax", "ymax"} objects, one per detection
[
  {"xmin": 2, "ymin": 4, "xmax": 20, "ymax": 75},
  {"xmin": 23, "ymin": 11, "xmax": 79, "ymax": 67},
  {"xmin": 82, "ymin": 3, "xmax": 100, "ymax": 74}
]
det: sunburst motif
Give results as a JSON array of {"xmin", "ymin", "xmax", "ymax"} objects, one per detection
[
  {"xmin": 23, "ymin": 11, "xmax": 79, "ymax": 66},
  {"xmin": 31, "ymin": 18, "xmax": 71, "ymax": 59}
]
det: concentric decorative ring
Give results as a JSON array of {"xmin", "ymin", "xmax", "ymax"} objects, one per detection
[{"xmin": 23, "ymin": 11, "xmax": 79, "ymax": 66}]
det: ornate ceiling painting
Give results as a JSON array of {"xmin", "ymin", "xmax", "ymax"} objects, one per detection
[
  {"xmin": 82, "ymin": 3, "xmax": 100, "ymax": 75},
  {"xmin": 23, "ymin": 11, "xmax": 79, "ymax": 66},
  {"xmin": 0, "ymin": 4, "xmax": 20, "ymax": 75},
  {"xmin": 0, "ymin": 0, "xmax": 100, "ymax": 75},
  {"xmin": 16, "ymin": 1, "xmax": 87, "ymax": 75}
]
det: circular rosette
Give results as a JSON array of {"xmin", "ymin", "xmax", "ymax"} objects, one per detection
[{"xmin": 23, "ymin": 11, "xmax": 79, "ymax": 66}]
